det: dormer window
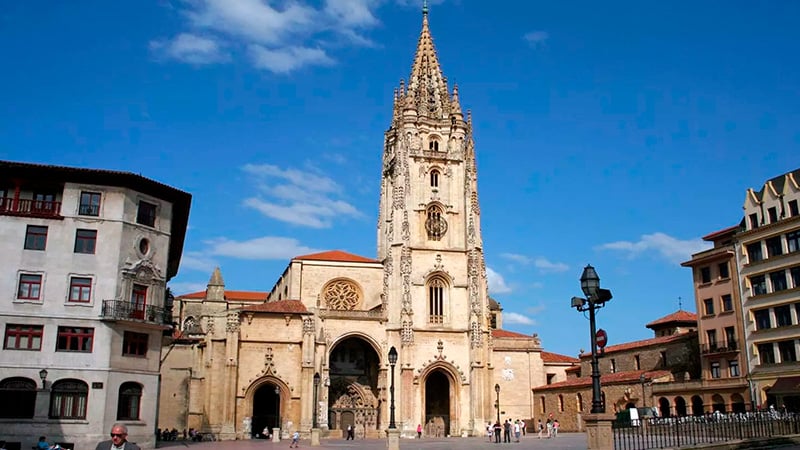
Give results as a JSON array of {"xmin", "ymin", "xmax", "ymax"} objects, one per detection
[
  {"xmin": 430, "ymin": 169, "xmax": 440, "ymax": 188},
  {"xmin": 428, "ymin": 140, "xmax": 439, "ymax": 151}
]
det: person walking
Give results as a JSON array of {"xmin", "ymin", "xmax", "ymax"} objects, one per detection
[
  {"xmin": 513, "ymin": 420, "xmax": 521, "ymax": 442},
  {"xmin": 95, "ymin": 424, "xmax": 141, "ymax": 450},
  {"xmin": 417, "ymin": 423, "xmax": 422, "ymax": 439},
  {"xmin": 537, "ymin": 419, "xmax": 544, "ymax": 439},
  {"xmin": 552, "ymin": 419, "xmax": 560, "ymax": 438},
  {"xmin": 345, "ymin": 424, "xmax": 354, "ymax": 440},
  {"xmin": 493, "ymin": 421, "xmax": 501, "ymax": 443},
  {"xmin": 289, "ymin": 430, "xmax": 299, "ymax": 448},
  {"xmin": 546, "ymin": 419, "xmax": 553, "ymax": 438},
  {"xmin": 486, "ymin": 423, "xmax": 493, "ymax": 442},
  {"xmin": 503, "ymin": 420, "xmax": 511, "ymax": 443}
]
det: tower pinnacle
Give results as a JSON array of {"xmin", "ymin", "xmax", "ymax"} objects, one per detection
[
  {"xmin": 404, "ymin": 4, "xmax": 452, "ymax": 119},
  {"xmin": 423, "ymin": 0, "xmax": 428, "ymax": 15}
]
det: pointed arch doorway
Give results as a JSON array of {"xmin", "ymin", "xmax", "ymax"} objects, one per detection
[
  {"xmin": 252, "ymin": 383, "xmax": 281, "ymax": 438},
  {"xmin": 328, "ymin": 336, "xmax": 381, "ymax": 438},
  {"xmin": 424, "ymin": 369, "xmax": 453, "ymax": 437}
]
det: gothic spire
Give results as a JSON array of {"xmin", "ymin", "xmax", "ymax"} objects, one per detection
[{"xmin": 405, "ymin": 4, "xmax": 450, "ymax": 119}]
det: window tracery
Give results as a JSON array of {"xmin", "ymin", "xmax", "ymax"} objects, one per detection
[{"xmin": 323, "ymin": 279, "xmax": 361, "ymax": 310}]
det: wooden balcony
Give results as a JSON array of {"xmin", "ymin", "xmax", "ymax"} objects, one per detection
[
  {"xmin": 101, "ymin": 299, "xmax": 170, "ymax": 327},
  {"xmin": 0, "ymin": 198, "xmax": 62, "ymax": 219}
]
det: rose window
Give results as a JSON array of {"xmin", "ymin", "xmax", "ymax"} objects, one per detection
[{"xmin": 324, "ymin": 280, "xmax": 360, "ymax": 310}]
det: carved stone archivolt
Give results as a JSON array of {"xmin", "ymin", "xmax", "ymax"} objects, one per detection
[{"xmin": 323, "ymin": 279, "xmax": 361, "ymax": 310}]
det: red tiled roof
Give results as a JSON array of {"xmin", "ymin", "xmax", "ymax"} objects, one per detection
[
  {"xmin": 177, "ymin": 290, "xmax": 269, "ymax": 302},
  {"xmin": 541, "ymin": 351, "xmax": 579, "ymax": 364},
  {"xmin": 241, "ymin": 300, "xmax": 308, "ymax": 314},
  {"xmin": 293, "ymin": 250, "xmax": 380, "ymax": 264},
  {"xmin": 492, "ymin": 329, "xmax": 533, "ymax": 339},
  {"xmin": 533, "ymin": 370, "xmax": 671, "ymax": 391},
  {"xmin": 702, "ymin": 225, "xmax": 739, "ymax": 241},
  {"xmin": 580, "ymin": 332, "xmax": 694, "ymax": 357},
  {"xmin": 565, "ymin": 366, "xmax": 581, "ymax": 373},
  {"xmin": 646, "ymin": 310, "xmax": 697, "ymax": 328}
]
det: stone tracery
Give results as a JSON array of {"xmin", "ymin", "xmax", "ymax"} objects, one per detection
[{"xmin": 324, "ymin": 280, "xmax": 361, "ymax": 310}]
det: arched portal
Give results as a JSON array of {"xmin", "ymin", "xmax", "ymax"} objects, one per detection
[
  {"xmin": 658, "ymin": 397, "xmax": 671, "ymax": 418},
  {"xmin": 731, "ymin": 393, "xmax": 746, "ymax": 413},
  {"xmin": 675, "ymin": 396, "xmax": 687, "ymax": 416},
  {"xmin": 691, "ymin": 395, "xmax": 704, "ymax": 416},
  {"xmin": 252, "ymin": 383, "xmax": 281, "ymax": 438},
  {"xmin": 328, "ymin": 336, "xmax": 381, "ymax": 438},
  {"xmin": 711, "ymin": 394, "xmax": 726, "ymax": 413},
  {"xmin": 424, "ymin": 370, "xmax": 452, "ymax": 437}
]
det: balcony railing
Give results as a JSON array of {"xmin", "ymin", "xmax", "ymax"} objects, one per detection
[
  {"xmin": 702, "ymin": 340, "xmax": 738, "ymax": 355},
  {"xmin": 0, "ymin": 198, "xmax": 62, "ymax": 218},
  {"xmin": 102, "ymin": 299, "xmax": 169, "ymax": 326}
]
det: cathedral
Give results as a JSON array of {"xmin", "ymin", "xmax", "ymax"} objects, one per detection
[{"xmin": 159, "ymin": 7, "xmax": 575, "ymax": 440}]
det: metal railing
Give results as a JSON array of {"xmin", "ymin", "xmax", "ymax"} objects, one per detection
[
  {"xmin": 101, "ymin": 300, "xmax": 169, "ymax": 325},
  {"xmin": 613, "ymin": 411, "xmax": 800, "ymax": 450},
  {"xmin": 701, "ymin": 339, "xmax": 738, "ymax": 354},
  {"xmin": 0, "ymin": 198, "xmax": 62, "ymax": 218}
]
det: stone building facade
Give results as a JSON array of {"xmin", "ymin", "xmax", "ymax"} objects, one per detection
[
  {"xmin": 532, "ymin": 311, "xmax": 704, "ymax": 432},
  {"xmin": 158, "ymin": 8, "xmax": 572, "ymax": 441},
  {"xmin": 0, "ymin": 161, "xmax": 190, "ymax": 449}
]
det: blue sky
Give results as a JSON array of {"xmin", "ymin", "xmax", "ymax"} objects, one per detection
[{"xmin": 1, "ymin": 1, "xmax": 799, "ymax": 358}]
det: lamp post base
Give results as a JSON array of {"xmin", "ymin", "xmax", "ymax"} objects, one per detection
[
  {"xmin": 583, "ymin": 413, "xmax": 615, "ymax": 450},
  {"xmin": 272, "ymin": 427, "xmax": 281, "ymax": 442},
  {"xmin": 386, "ymin": 428, "xmax": 400, "ymax": 450},
  {"xmin": 311, "ymin": 428, "xmax": 321, "ymax": 446}
]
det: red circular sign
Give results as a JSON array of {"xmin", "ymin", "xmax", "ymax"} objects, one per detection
[{"xmin": 596, "ymin": 329, "xmax": 608, "ymax": 348}]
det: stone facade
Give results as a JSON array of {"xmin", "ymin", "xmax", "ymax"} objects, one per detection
[
  {"xmin": 0, "ymin": 161, "xmax": 190, "ymax": 450},
  {"xmin": 158, "ymin": 9, "xmax": 573, "ymax": 441}
]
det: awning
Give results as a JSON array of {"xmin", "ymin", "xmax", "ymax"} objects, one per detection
[{"xmin": 766, "ymin": 376, "xmax": 800, "ymax": 395}]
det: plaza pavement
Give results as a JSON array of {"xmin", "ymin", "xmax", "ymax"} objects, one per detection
[{"xmin": 157, "ymin": 434, "xmax": 589, "ymax": 450}]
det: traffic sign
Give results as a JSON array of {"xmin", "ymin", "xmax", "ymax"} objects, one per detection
[{"xmin": 596, "ymin": 329, "xmax": 608, "ymax": 348}]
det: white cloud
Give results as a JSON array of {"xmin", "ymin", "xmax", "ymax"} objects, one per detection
[
  {"xmin": 180, "ymin": 251, "xmax": 219, "ymax": 272},
  {"xmin": 242, "ymin": 163, "xmax": 362, "ymax": 228},
  {"xmin": 533, "ymin": 257, "xmax": 569, "ymax": 273},
  {"xmin": 205, "ymin": 236, "xmax": 321, "ymax": 260},
  {"xmin": 504, "ymin": 312, "xmax": 535, "ymax": 326},
  {"xmin": 168, "ymin": 281, "xmax": 209, "ymax": 295},
  {"xmin": 500, "ymin": 253, "xmax": 531, "ymax": 264},
  {"xmin": 596, "ymin": 232, "xmax": 712, "ymax": 263},
  {"xmin": 149, "ymin": 33, "xmax": 229, "ymax": 65},
  {"xmin": 151, "ymin": 0, "xmax": 386, "ymax": 73},
  {"xmin": 523, "ymin": 30, "xmax": 549, "ymax": 48},
  {"xmin": 486, "ymin": 266, "xmax": 512, "ymax": 294}
]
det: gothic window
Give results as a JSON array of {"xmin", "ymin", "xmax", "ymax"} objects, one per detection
[
  {"xmin": 323, "ymin": 279, "xmax": 361, "ymax": 310},
  {"xmin": 117, "ymin": 382, "xmax": 142, "ymax": 420},
  {"xmin": 430, "ymin": 169, "xmax": 440, "ymax": 188},
  {"xmin": 425, "ymin": 205, "xmax": 447, "ymax": 240},
  {"xmin": 0, "ymin": 377, "xmax": 37, "ymax": 418},
  {"xmin": 428, "ymin": 140, "xmax": 439, "ymax": 151},
  {"xmin": 427, "ymin": 276, "xmax": 447, "ymax": 324}
]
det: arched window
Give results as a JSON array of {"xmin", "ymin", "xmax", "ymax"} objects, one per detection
[
  {"xmin": 425, "ymin": 205, "xmax": 447, "ymax": 241},
  {"xmin": 0, "ymin": 377, "xmax": 37, "ymax": 418},
  {"xmin": 428, "ymin": 277, "xmax": 446, "ymax": 324},
  {"xmin": 50, "ymin": 379, "xmax": 88, "ymax": 419},
  {"xmin": 117, "ymin": 382, "xmax": 142, "ymax": 420},
  {"xmin": 576, "ymin": 393, "xmax": 583, "ymax": 412},
  {"xmin": 428, "ymin": 140, "xmax": 439, "ymax": 151},
  {"xmin": 539, "ymin": 396, "xmax": 545, "ymax": 414},
  {"xmin": 430, "ymin": 169, "xmax": 440, "ymax": 188},
  {"xmin": 558, "ymin": 394, "xmax": 564, "ymax": 412}
]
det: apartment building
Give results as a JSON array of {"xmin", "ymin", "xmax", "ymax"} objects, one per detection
[
  {"xmin": 681, "ymin": 225, "xmax": 751, "ymax": 409},
  {"xmin": 0, "ymin": 161, "xmax": 190, "ymax": 450},
  {"xmin": 737, "ymin": 168, "xmax": 800, "ymax": 411}
]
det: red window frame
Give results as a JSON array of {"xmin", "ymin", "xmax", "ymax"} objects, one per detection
[
  {"xmin": 56, "ymin": 327, "xmax": 94, "ymax": 352},
  {"xmin": 24, "ymin": 225, "xmax": 48, "ymax": 250},
  {"xmin": 4, "ymin": 324, "xmax": 44, "ymax": 350},
  {"xmin": 17, "ymin": 274, "xmax": 42, "ymax": 300},
  {"xmin": 74, "ymin": 229, "xmax": 97, "ymax": 254},
  {"xmin": 131, "ymin": 284, "xmax": 147, "ymax": 320},
  {"xmin": 68, "ymin": 277, "xmax": 92, "ymax": 303},
  {"xmin": 122, "ymin": 331, "xmax": 149, "ymax": 357},
  {"xmin": 78, "ymin": 191, "xmax": 101, "ymax": 216}
]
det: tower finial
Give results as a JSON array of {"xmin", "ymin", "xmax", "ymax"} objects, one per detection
[{"xmin": 422, "ymin": 0, "xmax": 428, "ymax": 15}]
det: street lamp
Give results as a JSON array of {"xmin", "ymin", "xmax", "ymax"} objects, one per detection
[
  {"xmin": 313, "ymin": 372, "xmax": 320, "ymax": 428},
  {"xmin": 571, "ymin": 264, "xmax": 613, "ymax": 414},
  {"xmin": 639, "ymin": 373, "xmax": 647, "ymax": 408},
  {"xmin": 275, "ymin": 386, "xmax": 281, "ymax": 430},
  {"xmin": 39, "ymin": 369, "xmax": 48, "ymax": 388},
  {"xmin": 388, "ymin": 346, "xmax": 398, "ymax": 429},
  {"xmin": 494, "ymin": 383, "xmax": 501, "ymax": 424}
]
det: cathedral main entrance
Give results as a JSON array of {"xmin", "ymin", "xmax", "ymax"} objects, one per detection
[
  {"xmin": 424, "ymin": 370, "xmax": 453, "ymax": 437},
  {"xmin": 251, "ymin": 383, "xmax": 281, "ymax": 438},
  {"xmin": 328, "ymin": 337, "xmax": 380, "ymax": 438}
]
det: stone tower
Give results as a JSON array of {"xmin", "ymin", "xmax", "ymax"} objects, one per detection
[{"xmin": 377, "ymin": 5, "xmax": 493, "ymax": 432}]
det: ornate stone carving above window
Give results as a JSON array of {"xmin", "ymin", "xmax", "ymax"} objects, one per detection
[{"xmin": 324, "ymin": 279, "xmax": 361, "ymax": 310}]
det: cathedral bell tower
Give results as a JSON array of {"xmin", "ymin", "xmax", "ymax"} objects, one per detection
[{"xmin": 377, "ymin": 5, "xmax": 490, "ymax": 355}]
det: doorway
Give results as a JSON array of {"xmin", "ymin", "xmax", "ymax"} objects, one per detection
[
  {"xmin": 252, "ymin": 384, "xmax": 281, "ymax": 438},
  {"xmin": 424, "ymin": 370, "xmax": 451, "ymax": 437}
]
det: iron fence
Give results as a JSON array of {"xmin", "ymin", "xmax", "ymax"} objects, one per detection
[{"xmin": 613, "ymin": 411, "xmax": 800, "ymax": 450}]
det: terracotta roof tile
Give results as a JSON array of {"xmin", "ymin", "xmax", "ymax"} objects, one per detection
[
  {"xmin": 241, "ymin": 300, "xmax": 308, "ymax": 314},
  {"xmin": 541, "ymin": 351, "xmax": 580, "ymax": 364},
  {"xmin": 646, "ymin": 310, "xmax": 697, "ymax": 328},
  {"xmin": 702, "ymin": 225, "xmax": 740, "ymax": 241},
  {"xmin": 565, "ymin": 366, "xmax": 581, "ymax": 373},
  {"xmin": 492, "ymin": 329, "xmax": 533, "ymax": 339},
  {"xmin": 293, "ymin": 250, "xmax": 380, "ymax": 264},
  {"xmin": 580, "ymin": 332, "xmax": 694, "ymax": 357},
  {"xmin": 533, "ymin": 370, "xmax": 672, "ymax": 391},
  {"xmin": 176, "ymin": 290, "xmax": 269, "ymax": 302}
]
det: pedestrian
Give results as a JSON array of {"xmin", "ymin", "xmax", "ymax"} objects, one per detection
[
  {"xmin": 503, "ymin": 419, "xmax": 511, "ymax": 443},
  {"xmin": 96, "ymin": 424, "xmax": 142, "ymax": 450},
  {"xmin": 289, "ymin": 430, "xmax": 299, "ymax": 448},
  {"xmin": 486, "ymin": 422, "xmax": 493, "ymax": 442},
  {"xmin": 546, "ymin": 419, "xmax": 553, "ymax": 438},
  {"xmin": 346, "ymin": 424, "xmax": 354, "ymax": 440},
  {"xmin": 513, "ymin": 420, "xmax": 520, "ymax": 442},
  {"xmin": 493, "ymin": 421, "xmax": 501, "ymax": 443},
  {"xmin": 521, "ymin": 420, "xmax": 526, "ymax": 436},
  {"xmin": 553, "ymin": 419, "xmax": 559, "ymax": 438},
  {"xmin": 537, "ymin": 419, "xmax": 544, "ymax": 439},
  {"xmin": 416, "ymin": 423, "xmax": 422, "ymax": 438}
]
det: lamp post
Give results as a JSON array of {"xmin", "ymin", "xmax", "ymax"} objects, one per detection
[
  {"xmin": 313, "ymin": 372, "xmax": 320, "ymax": 428},
  {"xmin": 274, "ymin": 386, "xmax": 281, "ymax": 430},
  {"xmin": 388, "ymin": 346, "xmax": 398, "ymax": 429},
  {"xmin": 571, "ymin": 264, "xmax": 613, "ymax": 414},
  {"xmin": 494, "ymin": 383, "xmax": 501, "ymax": 424},
  {"xmin": 39, "ymin": 369, "xmax": 48, "ymax": 389},
  {"xmin": 639, "ymin": 373, "xmax": 647, "ymax": 408}
]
